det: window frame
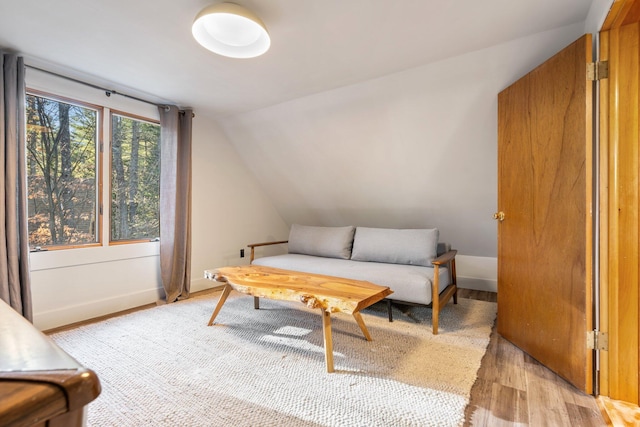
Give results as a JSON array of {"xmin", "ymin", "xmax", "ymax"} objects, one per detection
[
  {"xmin": 108, "ymin": 109, "xmax": 161, "ymax": 245},
  {"xmin": 25, "ymin": 88, "xmax": 162, "ymax": 251},
  {"xmin": 25, "ymin": 88, "xmax": 104, "ymax": 251}
]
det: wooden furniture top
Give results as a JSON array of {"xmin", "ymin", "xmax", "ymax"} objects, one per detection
[
  {"xmin": 0, "ymin": 299, "xmax": 101, "ymax": 427},
  {"xmin": 205, "ymin": 265, "xmax": 392, "ymax": 314}
]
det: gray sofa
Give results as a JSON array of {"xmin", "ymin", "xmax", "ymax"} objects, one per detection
[{"xmin": 248, "ymin": 224, "xmax": 458, "ymax": 334}]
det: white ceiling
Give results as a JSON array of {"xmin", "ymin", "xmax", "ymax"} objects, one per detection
[{"xmin": 0, "ymin": 0, "xmax": 592, "ymax": 119}]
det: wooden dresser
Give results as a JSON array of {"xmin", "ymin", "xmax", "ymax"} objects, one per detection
[{"xmin": 0, "ymin": 300, "xmax": 101, "ymax": 427}]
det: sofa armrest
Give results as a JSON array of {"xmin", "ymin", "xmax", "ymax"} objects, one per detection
[
  {"xmin": 247, "ymin": 240, "xmax": 288, "ymax": 262},
  {"xmin": 432, "ymin": 249, "xmax": 457, "ymax": 266},
  {"xmin": 432, "ymin": 249, "xmax": 457, "ymax": 294},
  {"xmin": 431, "ymin": 249, "xmax": 458, "ymax": 334}
]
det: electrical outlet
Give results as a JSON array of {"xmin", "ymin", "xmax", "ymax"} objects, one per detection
[{"xmin": 240, "ymin": 249, "xmax": 245, "ymax": 258}]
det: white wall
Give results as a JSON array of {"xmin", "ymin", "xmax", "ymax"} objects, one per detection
[
  {"xmin": 189, "ymin": 117, "xmax": 290, "ymax": 291},
  {"xmin": 217, "ymin": 23, "xmax": 588, "ymax": 292},
  {"xmin": 585, "ymin": 0, "xmax": 613, "ymax": 34},
  {"xmin": 27, "ymin": 69, "xmax": 288, "ymax": 331}
]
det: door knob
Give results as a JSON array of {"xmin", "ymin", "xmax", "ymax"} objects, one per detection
[{"xmin": 493, "ymin": 211, "xmax": 505, "ymax": 222}]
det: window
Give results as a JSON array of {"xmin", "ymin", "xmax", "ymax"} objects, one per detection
[
  {"xmin": 110, "ymin": 113, "xmax": 160, "ymax": 242},
  {"xmin": 25, "ymin": 90, "xmax": 161, "ymax": 250},
  {"xmin": 26, "ymin": 93, "xmax": 100, "ymax": 248}
]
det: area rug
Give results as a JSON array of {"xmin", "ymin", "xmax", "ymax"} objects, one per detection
[{"xmin": 50, "ymin": 291, "xmax": 496, "ymax": 427}]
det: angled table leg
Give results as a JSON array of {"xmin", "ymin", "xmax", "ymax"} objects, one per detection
[
  {"xmin": 352, "ymin": 312, "xmax": 372, "ymax": 341},
  {"xmin": 208, "ymin": 284, "xmax": 233, "ymax": 326},
  {"xmin": 321, "ymin": 309, "xmax": 335, "ymax": 373}
]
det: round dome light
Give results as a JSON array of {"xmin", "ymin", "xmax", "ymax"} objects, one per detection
[{"xmin": 192, "ymin": 3, "xmax": 270, "ymax": 59}]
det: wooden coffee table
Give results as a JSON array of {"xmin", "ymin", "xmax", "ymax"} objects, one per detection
[{"xmin": 204, "ymin": 265, "xmax": 392, "ymax": 373}]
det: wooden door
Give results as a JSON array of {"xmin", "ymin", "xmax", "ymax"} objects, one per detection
[{"xmin": 497, "ymin": 35, "xmax": 593, "ymax": 393}]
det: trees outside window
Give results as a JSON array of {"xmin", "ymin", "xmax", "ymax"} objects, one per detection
[
  {"xmin": 25, "ymin": 91, "xmax": 161, "ymax": 250},
  {"xmin": 26, "ymin": 93, "xmax": 99, "ymax": 248},
  {"xmin": 110, "ymin": 113, "xmax": 160, "ymax": 241}
]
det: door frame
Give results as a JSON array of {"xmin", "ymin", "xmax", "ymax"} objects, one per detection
[{"xmin": 598, "ymin": 0, "xmax": 640, "ymax": 403}]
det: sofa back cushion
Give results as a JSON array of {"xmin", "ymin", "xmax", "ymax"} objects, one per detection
[
  {"xmin": 288, "ymin": 224, "xmax": 355, "ymax": 260},
  {"xmin": 351, "ymin": 227, "xmax": 439, "ymax": 267}
]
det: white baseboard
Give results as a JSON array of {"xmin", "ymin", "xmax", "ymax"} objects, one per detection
[
  {"xmin": 457, "ymin": 276, "xmax": 497, "ymax": 293},
  {"xmin": 35, "ymin": 287, "xmax": 165, "ymax": 331},
  {"xmin": 456, "ymin": 255, "xmax": 497, "ymax": 293},
  {"xmin": 36, "ymin": 279, "xmax": 221, "ymax": 331}
]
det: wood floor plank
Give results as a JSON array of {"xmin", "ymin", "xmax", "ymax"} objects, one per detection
[
  {"xmin": 462, "ymin": 290, "xmax": 606, "ymax": 426},
  {"xmin": 464, "ymin": 378, "xmax": 493, "ymax": 426},
  {"xmin": 525, "ymin": 362, "xmax": 573, "ymax": 426},
  {"xmin": 495, "ymin": 338, "xmax": 528, "ymax": 391},
  {"xmin": 566, "ymin": 402, "xmax": 608, "ymax": 427},
  {"xmin": 489, "ymin": 383, "xmax": 528, "ymax": 424}
]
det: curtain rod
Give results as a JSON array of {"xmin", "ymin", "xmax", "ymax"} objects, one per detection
[{"xmin": 25, "ymin": 64, "xmax": 172, "ymax": 111}]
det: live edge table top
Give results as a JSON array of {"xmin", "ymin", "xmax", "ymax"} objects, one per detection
[
  {"xmin": 204, "ymin": 265, "xmax": 392, "ymax": 315},
  {"xmin": 204, "ymin": 265, "xmax": 393, "ymax": 373}
]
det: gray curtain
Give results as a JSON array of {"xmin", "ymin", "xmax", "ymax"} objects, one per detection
[
  {"xmin": 0, "ymin": 52, "xmax": 32, "ymax": 320},
  {"xmin": 159, "ymin": 106, "xmax": 192, "ymax": 303}
]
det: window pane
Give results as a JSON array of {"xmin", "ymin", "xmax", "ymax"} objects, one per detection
[
  {"xmin": 26, "ymin": 94, "xmax": 99, "ymax": 248},
  {"xmin": 111, "ymin": 114, "xmax": 160, "ymax": 241}
]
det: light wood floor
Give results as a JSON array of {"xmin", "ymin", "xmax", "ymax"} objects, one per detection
[{"xmin": 459, "ymin": 289, "xmax": 606, "ymax": 426}]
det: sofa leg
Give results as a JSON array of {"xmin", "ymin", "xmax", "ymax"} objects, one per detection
[
  {"xmin": 387, "ymin": 299, "xmax": 393, "ymax": 322},
  {"xmin": 254, "ymin": 296, "xmax": 260, "ymax": 309}
]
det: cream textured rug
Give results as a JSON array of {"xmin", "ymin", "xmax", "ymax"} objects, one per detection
[{"xmin": 50, "ymin": 291, "xmax": 496, "ymax": 427}]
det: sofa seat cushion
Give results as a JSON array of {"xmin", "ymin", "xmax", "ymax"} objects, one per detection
[{"xmin": 252, "ymin": 254, "xmax": 450, "ymax": 305}]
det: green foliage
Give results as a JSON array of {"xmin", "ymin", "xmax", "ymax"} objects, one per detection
[
  {"xmin": 111, "ymin": 114, "xmax": 160, "ymax": 241},
  {"xmin": 26, "ymin": 95, "xmax": 97, "ymax": 247},
  {"xmin": 25, "ymin": 94, "xmax": 161, "ymax": 248}
]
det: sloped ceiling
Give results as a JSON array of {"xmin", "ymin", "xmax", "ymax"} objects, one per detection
[
  {"xmin": 0, "ymin": 0, "xmax": 591, "ymax": 118},
  {"xmin": 217, "ymin": 22, "xmax": 590, "ymax": 257}
]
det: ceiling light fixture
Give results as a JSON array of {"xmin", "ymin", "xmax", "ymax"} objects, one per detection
[{"xmin": 192, "ymin": 2, "xmax": 270, "ymax": 59}]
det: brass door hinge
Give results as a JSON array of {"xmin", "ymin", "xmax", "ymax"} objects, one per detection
[
  {"xmin": 587, "ymin": 61, "xmax": 609, "ymax": 81},
  {"xmin": 587, "ymin": 330, "xmax": 608, "ymax": 351}
]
